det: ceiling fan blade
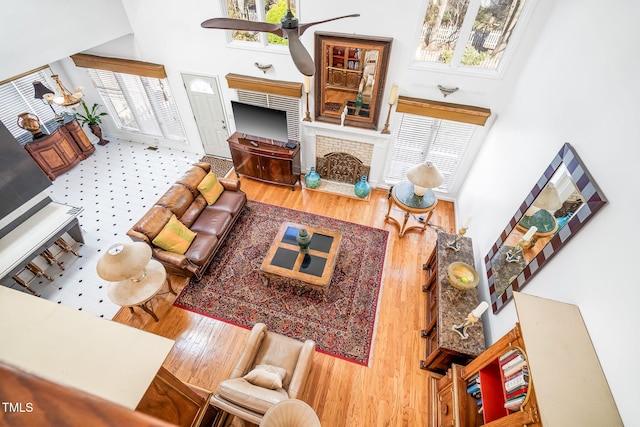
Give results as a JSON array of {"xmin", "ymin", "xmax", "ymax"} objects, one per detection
[
  {"xmin": 298, "ymin": 14, "xmax": 360, "ymax": 35},
  {"xmin": 284, "ymin": 29, "xmax": 315, "ymax": 76},
  {"xmin": 201, "ymin": 18, "xmax": 283, "ymax": 36}
]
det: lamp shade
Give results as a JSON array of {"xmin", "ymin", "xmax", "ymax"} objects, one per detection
[
  {"xmin": 534, "ymin": 183, "xmax": 563, "ymax": 211},
  {"xmin": 407, "ymin": 161, "xmax": 444, "ymax": 196},
  {"xmin": 96, "ymin": 242, "xmax": 152, "ymax": 282},
  {"xmin": 260, "ymin": 399, "xmax": 321, "ymax": 427},
  {"xmin": 33, "ymin": 81, "xmax": 54, "ymax": 99}
]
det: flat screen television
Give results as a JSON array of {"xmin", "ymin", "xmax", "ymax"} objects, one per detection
[{"xmin": 231, "ymin": 101, "xmax": 289, "ymax": 143}]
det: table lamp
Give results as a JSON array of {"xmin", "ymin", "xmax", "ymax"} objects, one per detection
[
  {"xmin": 96, "ymin": 242, "xmax": 152, "ymax": 283},
  {"xmin": 406, "ymin": 160, "xmax": 444, "ymax": 196},
  {"xmin": 533, "ymin": 182, "xmax": 562, "ymax": 211}
]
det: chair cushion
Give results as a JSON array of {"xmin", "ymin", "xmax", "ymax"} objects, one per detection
[
  {"xmin": 190, "ymin": 209, "xmax": 232, "ymax": 237},
  {"xmin": 207, "ymin": 191, "xmax": 247, "ymax": 217},
  {"xmin": 179, "ymin": 195, "xmax": 207, "ymax": 228},
  {"xmin": 254, "ymin": 332, "xmax": 304, "ymax": 389},
  {"xmin": 176, "ymin": 164, "xmax": 209, "ymax": 197},
  {"xmin": 184, "ymin": 233, "xmax": 219, "ymax": 266},
  {"xmin": 198, "ymin": 171, "xmax": 225, "ymax": 205},
  {"xmin": 219, "ymin": 377, "xmax": 289, "ymax": 415},
  {"xmin": 152, "ymin": 214, "xmax": 196, "ymax": 255},
  {"xmin": 243, "ymin": 365, "xmax": 287, "ymax": 390}
]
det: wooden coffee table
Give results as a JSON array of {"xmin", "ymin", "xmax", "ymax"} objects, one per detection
[{"xmin": 260, "ymin": 222, "xmax": 342, "ymax": 295}]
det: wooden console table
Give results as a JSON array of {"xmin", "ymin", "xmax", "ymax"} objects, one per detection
[
  {"xmin": 421, "ymin": 231, "xmax": 485, "ymax": 372},
  {"xmin": 24, "ymin": 119, "xmax": 95, "ymax": 180},
  {"xmin": 228, "ymin": 131, "xmax": 301, "ymax": 190}
]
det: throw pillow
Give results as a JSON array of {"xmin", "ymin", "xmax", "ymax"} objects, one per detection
[
  {"xmin": 243, "ymin": 364, "xmax": 287, "ymax": 390},
  {"xmin": 197, "ymin": 171, "xmax": 224, "ymax": 205},
  {"xmin": 152, "ymin": 214, "xmax": 196, "ymax": 255}
]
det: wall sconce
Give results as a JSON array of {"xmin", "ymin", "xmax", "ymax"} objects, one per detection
[
  {"xmin": 381, "ymin": 84, "xmax": 398, "ymax": 134},
  {"xmin": 254, "ymin": 62, "xmax": 273, "ymax": 74},
  {"xmin": 506, "ymin": 226, "xmax": 538, "ymax": 263},
  {"xmin": 447, "ymin": 214, "xmax": 472, "ymax": 252},
  {"xmin": 452, "ymin": 301, "xmax": 489, "ymax": 339},
  {"xmin": 406, "ymin": 160, "xmax": 444, "ymax": 197},
  {"xmin": 33, "ymin": 81, "xmax": 64, "ymax": 122},
  {"xmin": 50, "ymin": 75, "xmax": 83, "ymax": 107},
  {"xmin": 438, "ymin": 85, "xmax": 459, "ymax": 98},
  {"xmin": 303, "ymin": 76, "xmax": 312, "ymax": 122}
]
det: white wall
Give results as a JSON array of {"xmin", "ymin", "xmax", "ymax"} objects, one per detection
[
  {"xmin": 0, "ymin": 0, "xmax": 132, "ymax": 82},
  {"xmin": 457, "ymin": 0, "xmax": 640, "ymax": 424}
]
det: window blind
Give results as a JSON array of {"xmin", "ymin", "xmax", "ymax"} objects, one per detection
[
  {"xmin": 385, "ymin": 113, "xmax": 476, "ymax": 192},
  {"xmin": 0, "ymin": 68, "xmax": 62, "ymax": 141},
  {"xmin": 87, "ymin": 69, "xmax": 186, "ymax": 142}
]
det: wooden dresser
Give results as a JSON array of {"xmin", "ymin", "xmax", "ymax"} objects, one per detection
[
  {"xmin": 24, "ymin": 119, "xmax": 94, "ymax": 180},
  {"xmin": 228, "ymin": 131, "xmax": 301, "ymax": 190},
  {"xmin": 421, "ymin": 231, "xmax": 485, "ymax": 373}
]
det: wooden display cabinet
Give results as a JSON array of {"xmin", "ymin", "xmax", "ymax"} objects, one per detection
[
  {"xmin": 228, "ymin": 131, "xmax": 301, "ymax": 190},
  {"xmin": 24, "ymin": 120, "xmax": 94, "ymax": 180},
  {"xmin": 429, "ymin": 293, "xmax": 623, "ymax": 427}
]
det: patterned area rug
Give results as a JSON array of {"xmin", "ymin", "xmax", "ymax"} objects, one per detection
[
  {"xmin": 199, "ymin": 155, "xmax": 234, "ymax": 178},
  {"xmin": 174, "ymin": 200, "xmax": 389, "ymax": 366}
]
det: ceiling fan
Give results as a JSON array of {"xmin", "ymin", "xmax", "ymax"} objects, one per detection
[{"xmin": 201, "ymin": 0, "xmax": 359, "ymax": 76}]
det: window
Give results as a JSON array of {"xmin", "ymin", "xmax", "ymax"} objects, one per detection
[
  {"xmin": 416, "ymin": 0, "xmax": 528, "ymax": 71},
  {"xmin": 86, "ymin": 69, "xmax": 186, "ymax": 142},
  {"xmin": 385, "ymin": 114, "xmax": 476, "ymax": 192},
  {"xmin": 223, "ymin": 0, "xmax": 296, "ymax": 46},
  {"xmin": 0, "ymin": 67, "xmax": 62, "ymax": 143}
]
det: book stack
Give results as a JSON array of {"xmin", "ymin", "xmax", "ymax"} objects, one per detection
[
  {"xmin": 500, "ymin": 349, "xmax": 529, "ymax": 411},
  {"xmin": 466, "ymin": 372, "xmax": 483, "ymax": 412}
]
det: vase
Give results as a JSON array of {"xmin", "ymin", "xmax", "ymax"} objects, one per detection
[
  {"xmin": 305, "ymin": 167, "xmax": 321, "ymax": 189},
  {"xmin": 354, "ymin": 175, "xmax": 371, "ymax": 199},
  {"xmin": 89, "ymin": 124, "xmax": 109, "ymax": 146},
  {"xmin": 296, "ymin": 228, "xmax": 311, "ymax": 253},
  {"xmin": 17, "ymin": 112, "xmax": 43, "ymax": 138}
]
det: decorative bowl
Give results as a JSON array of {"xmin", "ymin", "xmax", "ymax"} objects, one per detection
[{"xmin": 447, "ymin": 262, "xmax": 479, "ymax": 290}]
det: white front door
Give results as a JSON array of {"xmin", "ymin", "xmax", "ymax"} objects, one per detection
[{"xmin": 182, "ymin": 73, "xmax": 230, "ymax": 158}]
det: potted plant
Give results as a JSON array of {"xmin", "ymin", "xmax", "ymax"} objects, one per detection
[{"xmin": 75, "ymin": 101, "xmax": 109, "ymax": 145}]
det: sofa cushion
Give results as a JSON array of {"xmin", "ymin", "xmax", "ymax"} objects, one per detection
[
  {"xmin": 176, "ymin": 163, "xmax": 210, "ymax": 197},
  {"xmin": 208, "ymin": 191, "xmax": 247, "ymax": 217},
  {"xmin": 131, "ymin": 206, "xmax": 174, "ymax": 242},
  {"xmin": 184, "ymin": 233, "xmax": 219, "ymax": 266},
  {"xmin": 219, "ymin": 377, "xmax": 289, "ymax": 415},
  {"xmin": 157, "ymin": 184, "xmax": 195, "ymax": 219},
  {"xmin": 152, "ymin": 214, "xmax": 196, "ymax": 254},
  {"xmin": 197, "ymin": 171, "xmax": 225, "ymax": 205},
  {"xmin": 180, "ymin": 194, "xmax": 207, "ymax": 227},
  {"xmin": 191, "ymin": 209, "xmax": 233, "ymax": 237}
]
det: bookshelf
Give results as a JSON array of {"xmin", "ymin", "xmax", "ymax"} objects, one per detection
[{"xmin": 429, "ymin": 292, "xmax": 623, "ymax": 427}]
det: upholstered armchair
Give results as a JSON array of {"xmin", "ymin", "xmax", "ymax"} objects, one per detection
[{"xmin": 210, "ymin": 323, "xmax": 316, "ymax": 426}]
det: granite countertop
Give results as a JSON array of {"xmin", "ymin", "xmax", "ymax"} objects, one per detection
[{"xmin": 436, "ymin": 231, "xmax": 486, "ymax": 357}]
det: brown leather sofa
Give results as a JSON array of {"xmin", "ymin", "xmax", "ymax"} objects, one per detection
[{"xmin": 127, "ymin": 162, "xmax": 246, "ymax": 280}]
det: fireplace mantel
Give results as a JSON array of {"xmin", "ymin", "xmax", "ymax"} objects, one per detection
[{"xmin": 301, "ymin": 121, "xmax": 392, "ymax": 189}]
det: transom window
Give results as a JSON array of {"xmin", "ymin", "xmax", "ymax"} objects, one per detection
[
  {"xmin": 222, "ymin": 0, "xmax": 296, "ymax": 46},
  {"xmin": 415, "ymin": 0, "xmax": 529, "ymax": 71}
]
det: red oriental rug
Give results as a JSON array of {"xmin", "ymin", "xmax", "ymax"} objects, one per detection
[{"xmin": 174, "ymin": 200, "xmax": 389, "ymax": 366}]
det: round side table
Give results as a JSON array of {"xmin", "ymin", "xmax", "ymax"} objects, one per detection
[
  {"xmin": 106, "ymin": 259, "xmax": 175, "ymax": 322},
  {"xmin": 385, "ymin": 181, "xmax": 438, "ymax": 237}
]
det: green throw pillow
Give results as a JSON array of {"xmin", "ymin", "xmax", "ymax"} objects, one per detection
[
  {"xmin": 152, "ymin": 214, "xmax": 196, "ymax": 254},
  {"xmin": 197, "ymin": 171, "xmax": 224, "ymax": 205}
]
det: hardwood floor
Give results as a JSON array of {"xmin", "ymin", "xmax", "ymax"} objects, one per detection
[{"xmin": 113, "ymin": 177, "xmax": 456, "ymax": 427}]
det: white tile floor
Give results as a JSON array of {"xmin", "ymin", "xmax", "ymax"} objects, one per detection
[{"xmin": 1, "ymin": 140, "xmax": 201, "ymax": 319}]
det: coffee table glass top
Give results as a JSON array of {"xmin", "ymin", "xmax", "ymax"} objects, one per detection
[{"xmin": 261, "ymin": 222, "xmax": 342, "ymax": 288}]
